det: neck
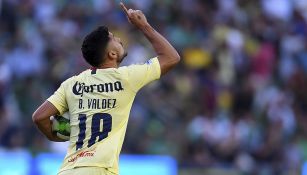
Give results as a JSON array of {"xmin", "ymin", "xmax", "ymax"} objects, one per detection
[{"xmin": 96, "ymin": 61, "xmax": 119, "ymax": 69}]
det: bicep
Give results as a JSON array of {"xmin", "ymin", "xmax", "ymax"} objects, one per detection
[
  {"xmin": 157, "ymin": 55, "xmax": 179, "ymax": 76},
  {"xmin": 33, "ymin": 101, "xmax": 59, "ymax": 122},
  {"xmin": 47, "ymin": 82, "xmax": 68, "ymax": 115}
]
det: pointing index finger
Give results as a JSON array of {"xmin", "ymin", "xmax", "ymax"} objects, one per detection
[{"xmin": 120, "ymin": 2, "xmax": 129, "ymax": 16}]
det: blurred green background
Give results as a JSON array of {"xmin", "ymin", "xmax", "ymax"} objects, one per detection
[{"xmin": 0, "ymin": 0, "xmax": 307, "ymax": 174}]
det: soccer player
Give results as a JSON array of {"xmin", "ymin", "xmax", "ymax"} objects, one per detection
[{"xmin": 32, "ymin": 2, "xmax": 180, "ymax": 175}]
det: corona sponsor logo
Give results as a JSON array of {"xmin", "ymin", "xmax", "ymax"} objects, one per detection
[{"xmin": 73, "ymin": 81, "xmax": 124, "ymax": 97}]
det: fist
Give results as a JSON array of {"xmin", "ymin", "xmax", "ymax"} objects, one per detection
[{"xmin": 120, "ymin": 2, "xmax": 149, "ymax": 29}]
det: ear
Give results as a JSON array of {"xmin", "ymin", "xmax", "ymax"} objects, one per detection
[{"xmin": 108, "ymin": 50, "xmax": 118, "ymax": 60}]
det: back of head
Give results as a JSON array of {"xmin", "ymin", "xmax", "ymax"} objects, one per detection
[{"xmin": 81, "ymin": 26, "xmax": 110, "ymax": 67}]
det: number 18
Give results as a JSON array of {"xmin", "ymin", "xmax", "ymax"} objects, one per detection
[{"xmin": 76, "ymin": 113, "xmax": 112, "ymax": 150}]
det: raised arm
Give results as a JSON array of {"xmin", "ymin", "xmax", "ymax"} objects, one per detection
[{"xmin": 120, "ymin": 2, "xmax": 180, "ymax": 75}]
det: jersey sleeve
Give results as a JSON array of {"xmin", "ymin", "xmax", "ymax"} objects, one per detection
[
  {"xmin": 125, "ymin": 57, "xmax": 161, "ymax": 92},
  {"xmin": 47, "ymin": 82, "xmax": 68, "ymax": 115}
]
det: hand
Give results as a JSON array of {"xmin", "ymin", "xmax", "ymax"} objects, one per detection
[{"xmin": 120, "ymin": 2, "xmax": 149, "ymax": 29}]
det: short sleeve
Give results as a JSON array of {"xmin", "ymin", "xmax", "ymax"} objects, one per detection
[
  {"xmin": 125, "ymin": 57, "xmax": 161, "ymax": 92},
  {"xmin": 47, "ymin": 82, "xmax": 68, "ymax": 115}
]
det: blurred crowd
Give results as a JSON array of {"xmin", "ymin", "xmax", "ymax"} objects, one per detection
[{"xmin": 1, "ymin": 0, "xmax": 307, "ymax": 174}]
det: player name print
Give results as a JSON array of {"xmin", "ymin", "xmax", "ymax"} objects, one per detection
[{"xmin": 72, "ymin": 81, "xmax": 124, "ymax": 97}]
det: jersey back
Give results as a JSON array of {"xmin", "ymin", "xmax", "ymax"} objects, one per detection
[{"xmin": 47, "ymin": 58, "xmax": 160, "ymax": 174}]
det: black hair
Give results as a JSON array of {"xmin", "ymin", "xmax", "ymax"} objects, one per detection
[{"xmin": 81, "ymin": 26, "xmax": 110, "ymax": 67}]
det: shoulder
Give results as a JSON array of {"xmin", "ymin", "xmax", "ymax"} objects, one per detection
[
  {"xmin": 62, "ymin": 69, "xmax": 90, "ymax": 86},
  {"xmin": 119, "ymin": 57, "xmax": 160, "ymax": 75},
  {"xmin": 123, "ymin": 57, "xmax": 160, "ymax": 69},
  {"xmin": 117, "ymin": 62, "xmax": 146, "ymax": 73}
]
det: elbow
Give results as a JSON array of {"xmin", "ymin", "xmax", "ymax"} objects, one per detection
[
  {"xmin": 171, "ymin": 52, "xmax": 181, "ymax": 65},
  {"xmin": 159, "ymin": 50, "xmax": 180, "ymax": 65},
  {"xmin": 32, "ymin": 113, "xmax": 38, "ymax": 124},
  {"xmin": 32, "ymin": 111, "xmax": 41, "ymax": 124},
  {"xmin": 174, "ymin": 53, "xmax": 181, "ymax": 64}
]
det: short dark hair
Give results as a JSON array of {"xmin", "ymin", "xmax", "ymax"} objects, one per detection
[{"xmin": 81, "ymin": 26, "xmax": 110, "ymax": 67}]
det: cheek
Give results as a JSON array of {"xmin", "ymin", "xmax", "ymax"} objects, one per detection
[
  {"xmin": 117, "ymin": 45, "xmax": 125, "ymax": 56},
  {"xmin": 121, "ymin": 46, "xmax": 125, "ymax": 55}
]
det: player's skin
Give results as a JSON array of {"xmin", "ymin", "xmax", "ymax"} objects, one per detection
[{"xmin": 32, "ymin": 2, "xmax": 180, "ymax": 142}]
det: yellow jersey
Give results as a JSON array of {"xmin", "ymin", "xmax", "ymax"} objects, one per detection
[{"xmin": 47, "ymin": 57, "xmax": 161, "ymax": 175}]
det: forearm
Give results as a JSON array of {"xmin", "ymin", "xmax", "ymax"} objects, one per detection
[
  {"xmin": 34, "ymin": 118, "xmax": 65, "ymax": 142},
  {"xmin": 32, "ymin": 101, "xmax": 66, "ymax": 142},
  {"xmin": 141, "ymin": 24, "xmax": 180, "ymax": 61}
]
